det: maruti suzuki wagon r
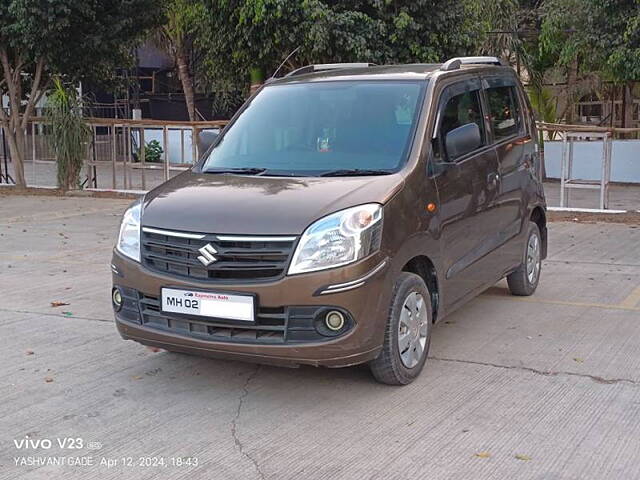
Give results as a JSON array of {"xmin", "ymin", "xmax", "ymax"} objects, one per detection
[{"xmin": 112, "ymin": 57, "xmax": 547, "ymax": 385}]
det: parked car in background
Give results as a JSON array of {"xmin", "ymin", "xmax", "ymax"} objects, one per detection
[{"xmin": 111, "ymin": 57, "xmax": 547, "ymax": 385}]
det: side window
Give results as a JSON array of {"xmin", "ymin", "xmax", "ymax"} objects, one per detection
[
  {"xmin": 434, "ymin": 87, "xmax": 486, "ymax": 162},
  {"xmin": 485, "ymin": 82, "xmax": 522, "ymax": 141}
]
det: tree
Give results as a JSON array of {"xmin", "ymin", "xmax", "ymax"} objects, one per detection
[
  {"xmin": 202, "ymin": 0, "xmax": 482, "ymax": 102},
  {"xmin": 44, "ymin": 78, "xmax": 91, "ymax": 191},
  {"xmin": 157, "ymin": 0, "xmax": 208, "ymax": 121},
  {"xmin": 541, "ymin": 0, "xmax": 640, "ymax": 127},
  {"xmin": 476, "ymin": 0, "xmax": 521, "ymax": 60},
  {"xmin": 205, "ymin": 0, "xmax": 309, "ymax": 83},
  {"xmin": 598, "ymin": 1, "xmax": 640, "ymax": 129},
  {"xmin": 366, "ymin": 0, "xmax": 480, "ymax": 64},
  {"xmin": 0, "ymin": 0, "xmax": 161, "ymax": 187},
  {"xmin": 474, "ymin": 0, "xmax": 559, "ymax": 178}
]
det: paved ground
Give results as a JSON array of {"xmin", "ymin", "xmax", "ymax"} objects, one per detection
[
  {"xmin": 544, "ymin": 182, "xmax": 640, "ymax": 212},
  {"xmin": 2, "ymin": 159, "xmax": 184, "ymax": 192},
  {"xmin": 1, "ymin": 195, "xmax": 639, "ymax": 480}
]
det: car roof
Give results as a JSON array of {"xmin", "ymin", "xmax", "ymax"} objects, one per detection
[{"xmin": 268, "ymin": 63, "xmax": 513, "ymax": 85}]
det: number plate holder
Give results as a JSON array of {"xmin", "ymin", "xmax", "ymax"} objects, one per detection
[{"xmin": 160, "ymin": 287, "xmax": 256, "ymax": 323}]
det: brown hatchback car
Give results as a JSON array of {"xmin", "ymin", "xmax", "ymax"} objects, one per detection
[{"xmin": 112, "ymin": 57, "xmax": 547, "ymax": 385}]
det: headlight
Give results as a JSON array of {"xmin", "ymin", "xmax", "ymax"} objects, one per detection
[
  {"xmin": 288, "ymin": 204, "xmax": 383, "ymax": 275},
  {"xmin": 116, "ymin": 200, "xmax": 142, "ymax": 262}
]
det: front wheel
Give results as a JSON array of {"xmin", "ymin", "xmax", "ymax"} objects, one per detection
[
  {"xmin": 369, "ymin": 273, "xmax": 432, "ymax": 385},
  {"xmin": 507, "ymin": 221, "xmax": 542, "ymax": 296}
]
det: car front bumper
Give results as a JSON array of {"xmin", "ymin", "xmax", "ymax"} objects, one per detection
[{"xmin": 111, "ymin": 250, "xmax": 392, "ymax": 368}]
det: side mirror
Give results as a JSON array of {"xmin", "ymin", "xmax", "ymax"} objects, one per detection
[
  {"xmin": 445, "ymin": 123, "xmax": 481, "ymax": 161},
  {"xmin": 198, "ymin": 130, "xmax": 220, "ymax": 156}
]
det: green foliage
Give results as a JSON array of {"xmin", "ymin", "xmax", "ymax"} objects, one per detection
[
  {"xmin": 0, "ymin": 0, "xmax": 163, "ymax": 186},
  {"xmin": 607, "ymin": 11, "xmax": 640, "ymax": 82},
  {"xmin": 163, "ymin": 0, "xmax": 208, "ymax": 47},
  {"xmin": 250, "ymin": 67, "xmax": 265, "ymax": 84},
  {"xmin": 44, "ymin": 78, "xmax": 91, "ymax": 191},
  {"xmin": 303, "ymin": 2, "xmax": 384, "ymax": 64},
  {"xmin": 527, "ymin": 86, "xmax": 558, "ymax": 138},
  {"xmin": 474, "ymin": 0, "xmax": 520, "ymax": 57},
  {"xmin": 159, "ymin": 0, "xmax": 207, "ymax": 67},
  {"xmin": 541, "ymin": 0, "xmax": 640, "ymax": 83},
  {"xmin": 370, "ymin": 0, "xmax": 480, "ymax": 63},
  {"xmin": 140, "ymin": 140, "xmax": 164, "ymax": 163},
  {"xmin": 0, "ymin": 0, "xmax": 162, "ymax": 86},
  {"xmin": 202, "ymin": 0, "xmax": 481, "ymax": 100},
  {"xmin": 540, "ymin": 0, "xmax": 589, "ymax": 66},
  {"xmin": 156, "ymin": 0, "xmax": 209, "ymax": 120}
]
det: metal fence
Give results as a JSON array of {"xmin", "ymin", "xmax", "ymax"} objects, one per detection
[
  {"xmin": 1, "ymin": 118, "xmax": 228, "ymax": 192},
  {"xmin": 2, "ymin": 119, "xmax": 638, "ymax": 196}
]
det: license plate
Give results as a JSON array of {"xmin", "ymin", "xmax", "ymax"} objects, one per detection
[{"xmin": 161, "ymin": 288, "xmax": 255, "ymax": 322}]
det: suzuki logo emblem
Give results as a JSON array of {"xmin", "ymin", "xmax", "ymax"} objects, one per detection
[{"xmin": 197, "ymin": 243, "xmax": 218, "ymax": 266}]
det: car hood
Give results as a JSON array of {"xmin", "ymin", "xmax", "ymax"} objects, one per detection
[{"xmin": 141, "ymin": 171, "xmax": 403, "ymax": 234}]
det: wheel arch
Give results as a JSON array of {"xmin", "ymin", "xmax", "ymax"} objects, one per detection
[
  {"xmin": 530, "ymin": 206, "xmax": 547, "ymax": 259},
  {"xmin": 401, "ymin": 255, "xmax": 440, "ymax": 323}
]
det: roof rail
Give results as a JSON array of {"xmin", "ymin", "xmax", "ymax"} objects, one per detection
[
  {"xmin": 285, "ymin": 63, "xmax": 374, "ymax": 77},
  {"xmin": 440, "ymin": 56, "xmax": 506, "ymax": 72}
]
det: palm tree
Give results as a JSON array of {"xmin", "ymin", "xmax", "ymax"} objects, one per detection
[
  {"xmin": 157, "ymin": 0, "xmax": 207, "ymax": 121},
  {"xmin": 45, "ymin": 78, "xmax": 91, "ymax": 191}
]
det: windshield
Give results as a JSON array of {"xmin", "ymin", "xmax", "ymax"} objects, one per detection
[{"xmin": 202, "ymin": 80, "xmax": 426, "ymax": 176}]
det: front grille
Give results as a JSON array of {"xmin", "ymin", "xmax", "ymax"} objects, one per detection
[{"xmin": 141, "ymin": 228, "xmax": 296, "ymax": 282}]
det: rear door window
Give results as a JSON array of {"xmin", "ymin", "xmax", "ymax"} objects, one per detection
[{"xmin": 484, "ymin": 77, "xmax": 522, "ymax": 141}]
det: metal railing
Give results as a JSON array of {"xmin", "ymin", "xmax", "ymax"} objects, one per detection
[
  {"xmin": 2, "ymin": 119, "xmax": 637, "ymax": 197},
  {"xmin": 1, "ymin": 118, "xmax": 228, "ymax": 192}
]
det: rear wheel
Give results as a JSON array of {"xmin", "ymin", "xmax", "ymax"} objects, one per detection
[
  {"xmin": 369, "ymin": 273, "xmax": 432, "ymax": 385},
  {"xmin": 507, "ymin": 221, "xmax": 542, "ymax": 296}
]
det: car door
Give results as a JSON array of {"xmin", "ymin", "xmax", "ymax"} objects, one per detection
[
  {"xmin": 481, "ymin": 75, "xmax": 532, "ymax": 269},
  {"xmin": 429, "ymin": 77, "xmax": 500, "ymax": 307}
]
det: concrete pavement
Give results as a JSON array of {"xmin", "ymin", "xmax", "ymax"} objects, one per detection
[
  {"xmin": 543, "ymin": 181, "xmax": 640, "ymax": 211},
  {"xmin": 1, "ymin": 195, "xmax": 639, "ymax": 479}
]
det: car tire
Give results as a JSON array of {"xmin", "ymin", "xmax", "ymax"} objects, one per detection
[
  {"xmin": 369, "ymin": 272, "xmax": 432, "ymax": 385},
  {"xmin": 507, "ymin": 221, "xmax": 542, "ymax": 296}
]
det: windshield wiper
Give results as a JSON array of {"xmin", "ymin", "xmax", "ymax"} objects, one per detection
[
  {"xmin": 202, "ymin": 167, "xmax": 267, "ymax": 175},
  {"xmin": 320, "ymin": 169, "xmax": 393, "ymax": 177}
]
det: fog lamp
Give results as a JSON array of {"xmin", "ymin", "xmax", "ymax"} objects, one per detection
[
  {"xmin": 325, "ymin": 311, "xmax": 345, "ymax": 331},
  {"xmin": 112, "ymin": 288, "xmax": 123, "ymax": 311}
]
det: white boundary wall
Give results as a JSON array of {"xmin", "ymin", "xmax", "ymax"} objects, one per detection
[{"xmin": 545, "ymin": 140, "xmax": 640, "ymax": 183}]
